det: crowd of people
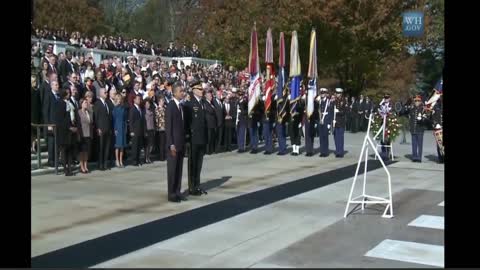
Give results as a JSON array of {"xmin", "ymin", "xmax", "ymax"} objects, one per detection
[
  {"xmin": 30, "ymin": 42, "xmax": 444, "ymax": 179},
  {"xmin": 32, "ymin": 26, "xmax": 201, "ymax": 57}
]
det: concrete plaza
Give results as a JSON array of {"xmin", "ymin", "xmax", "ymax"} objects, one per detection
[{"xmin": 31, "ymin": 131, "xmax": 444, "ymax": 268}]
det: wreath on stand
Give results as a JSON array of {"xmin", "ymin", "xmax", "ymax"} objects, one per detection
[{"xmin": 370, "ymin": 111, "xmax": 401, "ymax": 143}]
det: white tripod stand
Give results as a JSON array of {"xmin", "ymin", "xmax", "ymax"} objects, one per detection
[{"xmin": 344, "ymin": 113, "xmax": 393, "ymax": 218}]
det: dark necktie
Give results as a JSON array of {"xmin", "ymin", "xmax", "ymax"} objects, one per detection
[{"xmin": 104, "ymin": 101, "xmax": 109, "ymax": 114}]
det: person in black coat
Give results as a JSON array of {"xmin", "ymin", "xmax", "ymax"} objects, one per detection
[
  {"xmin": 183, "ymin": 81, "xmax": 208, "ymax": 196},
  {"xmin": 350, "ymin": 96, "xmax": 359, "ymax": 133},
  {"xmin": 59, "ymin": 51, "xmax": 75, "ymax": 84},
  {"xmin": 165, "ymin": 83, "xmax": 187, "ymax": 202},
  {"xmin": 213, "ymin": 93, "xmax": 225, "ymax": 153},
  {"xmin": 31, "ymin": 75, "xmax": 42, "ymax": 153},
  {"xmin": 204, "ymin": 90, "xmax": 217, "ymax": 155},
  {"xmin": 129, "ymin": 94, "xmax": 145, "ymax": 166},
  {"xmin": 93, "ymin": 87, "xmax": 112, "ymax": 170},
  {"xmin": 43, "ymin": 79, "xmax": 61, "ymax": 167},
  {"xmin": 55, "ymin": 87, "xmax": 78, "ymax": 176},
  {"xmin": 223, "ymin": 94, "xmax": 236, "ymax": 151}
]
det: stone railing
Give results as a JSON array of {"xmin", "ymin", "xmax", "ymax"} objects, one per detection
[{"xmin": 31, "ymin": 37, "xmax": 222, "ymax": 68}]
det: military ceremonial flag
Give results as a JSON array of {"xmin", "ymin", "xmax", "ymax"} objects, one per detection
[
  {"xmin": 264, "ymin": 28, "xmax": 275, "ymax": 113},
  {"xmin": 306, "ymin": 28, "xmax": 317, "ymax": 118},
  {"xmin": 289, "ymin": 30, "xmax": 301, "ymax": 116},
  {"xmin": 277, "ymin": 32, "xmax": 288, "ymax": 123},
  {"xmin": 248, "ymin": 23, "xmax": 262, "ymax": 115},
  {"xmin": 425, "ymin": 77, "xmax": 443, "ymax": 110}
]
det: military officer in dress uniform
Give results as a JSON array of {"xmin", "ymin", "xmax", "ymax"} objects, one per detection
[
  {"xmin": 262, "ymin": 94, "xmax": 277, "ymax": 155},
  {"xmin": 317, "ymin": 88, "xmax": 333, "ymax": 157},
  {"xmin": 183, "ymin": 80, "xmax": 208, "ymax": 196},
  {"xmin": 332, "ymin": 88, "xmax": 347, "ymax": 157},
  {"xmin": 400, "ymin": 95, "xmax": 428, "ymax": 162},
  {"xmin": 236, "ymin": 90, "xmax": 248, "ymax": 153},
  {"xmin": 248, "ymin": 97, "xmax": 263, "ymax": 154},
  {"xmin": 166, "ymin": 41, "xmax": 178, "ymax": 57},
  {"xmin": 432, "ymin": 99, "xmax": 443, "ymax": 163},
  {"xmin": 289, "ymin": 94, "xmax": 305, "ymax": 156},
  {"xmin": 262, "ymin": 64, "xmax": 277, "ymax": 155}
]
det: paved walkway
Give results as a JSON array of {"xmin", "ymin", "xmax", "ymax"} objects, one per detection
[{"xmin": 32, "ymin": 131, "xmax": 444, "ymax": 268}]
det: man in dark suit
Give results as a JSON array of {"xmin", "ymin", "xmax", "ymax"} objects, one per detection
[
  {"xmin": 129, "ymin": 94, "xmax": 145, "ymax": 166},
  {"xmin": 106, "ymin": 87, "xmax": 117, "ymax": 167},
  {"xmin": 62, "ymin": 72, "xmax": 77, "ymax": 93},
  {"xmin": 236, "ymin": 91, "xmax": 248, "ymax": 153},
  {"xmin": 183, "ymin": 81, "xmax": 208, "ymax": 196},
  {"xmin": 59, "ymin": 51, "xmax": 75, "ymax": 84},
  {"xmin": 68, "ymin": 84, "xmax": 80, "ymax": 163},
  {"xmin": 165, "ymin": 83, "xmax": 187, "ymax": 202},
  {"xmin": 93, "ymin": 87, "xmax": 112, "ymax": 170},
  {"xmin": 213, "ymin": 92, "xmax": 225, "ymax": 153},
  {"xmin": 204, "ymin": 90, "xmax": 217, "ymax": 155},
  {"xmin": 47, "ymin": 55, "xmax": 58, "ymax": 75},
  {"xmin": 223, "ymin": 94, "xmax": 236, "ymax": 151},
  {"xmin": 42, "ymin": 80, "xmax": 60, "ymax": 167},
  {"xmin": 40, "ymin": 72, "xmax": 56, "ymax": 107}
]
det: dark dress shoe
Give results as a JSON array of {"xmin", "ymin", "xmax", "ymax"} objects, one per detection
[
  {"xmin": 264, "ymin": 151, "xmax": 272, "ymax": 155},
  {"xmin": 237, "ymin": 149, "xmax": 245, "ymax": 153},
  {"xmin": 168, "ymin": 197, "xmax": 181, "ymax": 203},
  {"xmin": 250, "ymin": 149, "xmax": 258, "ymax": 154},
  {"xmin": 319, "ymin": 153, "xmax": 328, "ymax": 157},
  {"xmin": 197, "ymin": 188, "xmax": 208, "ymax": 195},
  {"xmin": 305, "ymin": 153, "xmax": 313, "ymax": 157},
  {"xmin": 277, "ymin": 151, "xmax": 286, "ymax": 156},
  {"xmin": 189, "ymin": 189, "xmax": 202, "ymax": 196}
]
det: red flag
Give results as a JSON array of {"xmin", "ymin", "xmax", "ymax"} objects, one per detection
[{"xmin": 264, "ymin": 28, "xmax": 275, "ymax": 113}]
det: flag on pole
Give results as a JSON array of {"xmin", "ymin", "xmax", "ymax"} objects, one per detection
[
  {"xmin": 277, "ymin": 32, "xmax": 288, "ymax": 123},
  {"xmin": 306, "ymin": 28, "xmax": 317, "ymax": 118},
  {"xmin": 289, "ymin": 30, "xmax": 301, "ymax": 116},
  {"xmin": 434, "ymin": 77, "xmax": 443, "ymax": 93},
  {"xmin": 264, "ymin": 28, "xmax": 275, "ymax": 113},
  {"xmin": 248, "ymin": 22, "xmax": 262, "ymax": 115},
  {"xmin": 425, "ymin": 77, "xmax": 443, "ymax": 109}
]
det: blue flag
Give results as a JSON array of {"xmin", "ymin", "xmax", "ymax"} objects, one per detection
[{"xmin": 434, "ymin": 77, "xmax": 443, "ymax": 93}]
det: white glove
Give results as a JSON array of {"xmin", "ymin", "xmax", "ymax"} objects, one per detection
[
  {"xmin": 327, "ymin": 124, "xmax": 331, "ymax": 129},
  {"xmin": 334, "ymin": 108, "xmax": 339, "ymax": 113},
  {"xmin": 298, "ymin": 123, "xmax": 302, "ymax": 128},
  {"xmin": 274, "ymin": 95, "xmax": 277, "ymax": 100},
  {"xmin": 435, "ymin": 124, "xmax": 441, "ymax": 129},
  {"xmin": 416, "ymin": 116, "xmax": 422, "ymax": 120},
  {"xmin": 314, "ymin": 124, "xmax": 317, "ymax": 129}
]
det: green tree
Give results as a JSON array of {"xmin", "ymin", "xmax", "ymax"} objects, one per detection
[{"xmin": 33, "ymin": 0, "xmax": 105, "ymax": 35}]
